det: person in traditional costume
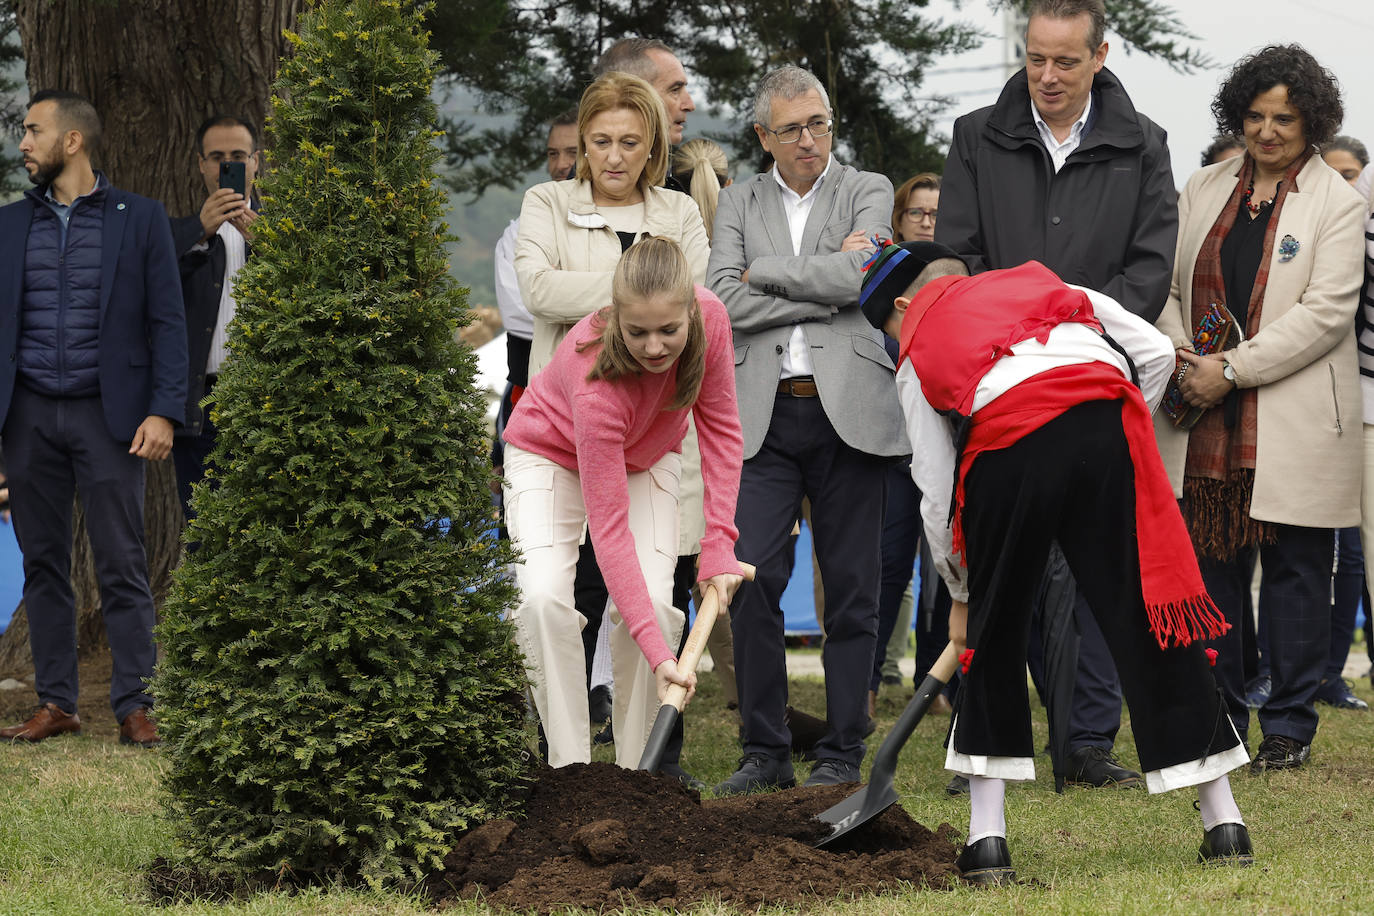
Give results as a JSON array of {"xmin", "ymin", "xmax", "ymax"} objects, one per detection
[{"xmin": 859, "ymin": 240, "xmax": 1253, "ymax": 884}]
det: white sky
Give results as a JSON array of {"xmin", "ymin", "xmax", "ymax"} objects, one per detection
[{"xmin": 918, "ymin": 0, "xmax": 1374, "ymax": 189}]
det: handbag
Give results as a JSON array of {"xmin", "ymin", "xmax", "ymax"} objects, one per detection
[{"xmin": 1160, "ymin": 302, "xmax": 1243, "ymax": 429}]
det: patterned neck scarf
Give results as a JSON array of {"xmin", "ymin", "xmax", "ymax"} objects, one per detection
[{"xmin": 1181, "ymin": 149, "xmax": 1312, "ymax": 560}]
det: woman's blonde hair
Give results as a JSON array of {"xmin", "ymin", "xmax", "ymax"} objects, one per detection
[
  {"xmin": 580, "ymin": 237, "xmax": 705, "ymax": 410},
  {"xmin": 892, "ymin": 172, "xmax": 941, "ymax": 241},
  {"xmin": 671, "ymin": 138, "xmax": 729, "ymax": 241},
  {"xmin": 575, "ymin": 72, "xmax": 670, "ymax": 192}
]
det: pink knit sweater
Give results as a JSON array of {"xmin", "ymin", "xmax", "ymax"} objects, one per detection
[{"xmin": 503, "ymin": 286, "xmax": 743, "ymax": 669}]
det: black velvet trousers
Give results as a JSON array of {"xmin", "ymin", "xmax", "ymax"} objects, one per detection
[{"xmin": 954, "ymin": 400, "xmax": 1239, "ymax": 773}]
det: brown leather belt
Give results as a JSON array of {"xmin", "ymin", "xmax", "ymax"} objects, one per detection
[{"xmin": 777, "ymin": 376, "xmax": 819, "ymax": 397}]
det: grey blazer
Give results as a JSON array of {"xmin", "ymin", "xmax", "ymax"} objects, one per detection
[{"xmin": 707, "ymin": 163, "xmax": 908, "ymax": 460}]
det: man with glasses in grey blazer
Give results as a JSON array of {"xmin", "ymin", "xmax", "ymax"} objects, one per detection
[{"xmin": 707, "ymin": 65, "xmax": 907, "ymax": 794}]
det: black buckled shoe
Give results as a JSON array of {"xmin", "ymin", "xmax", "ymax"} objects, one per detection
[
  {"xmin": 956, "ymin": 836, "xmax": 1015, "ymax": 886},
  {"xmin": 713, "ymin": 752, "xmax": 795, "ymax": 796},
  {"xmin": 1065, "ymin": 745, "xmax": 1142, "ymax": 788},
  {"xmin": 1250, "ymin": 734, "xmax": 1310, "ymax": 773},
  {"xmin": 1198, "ymin": 822, "xmax": 1254, "ymax": 866},
  {"xmin": 945, "ymin": 774, "xmax": 970, "ymax": 796}
]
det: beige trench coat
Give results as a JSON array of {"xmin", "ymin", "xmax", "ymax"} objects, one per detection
[
  {"xmin": 1154, "ymin": 152, "xmax": 1365, "ymax": 528},
  {"xmin": 513, "ymin": 178, "xmax": 713, "ymax": 554}
]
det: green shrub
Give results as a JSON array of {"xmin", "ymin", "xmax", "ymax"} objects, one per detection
[{"xmin": 155, "ymin": 0, "xmax": 529, "ymax": 887}]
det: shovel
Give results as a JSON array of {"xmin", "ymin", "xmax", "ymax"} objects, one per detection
[
  {"xmin": 638, "ymin": 562, "xmax": 755, "ymax": 774},
  {"xmin": 814, "ymin": 640, "xmax": 959, "ymax": 847}
]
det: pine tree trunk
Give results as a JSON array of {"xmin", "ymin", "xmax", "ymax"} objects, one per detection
[{"xmin": 0, "ymin": 0, "xmax": 302, "ymax": 672}]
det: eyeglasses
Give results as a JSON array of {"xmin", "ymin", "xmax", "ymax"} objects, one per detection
[
  {"xmin": 903, "ymin": 207, "xmax": 938, "ymax": 222},
  {"xmin": 762, "ymin": 118, "xmax": 833, "ymax": 144}
]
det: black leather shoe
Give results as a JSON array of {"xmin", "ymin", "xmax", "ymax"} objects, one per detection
[
  {"xmin": 659, "ymin": 762, "xmax": 707, "ymax": 792},
  {"xmin": 1065, "ymin": 745, "xmax": 1142, "ymax": 788},
  {"xmin": 956, "ymin": 836, "xmax": 1015, "ymax": 886},
  {"xmin": 946, "ymin": 774, "xmax": 970, "ymax": 796},
  {"xmin": 588, "ymin": 685, "xmax": 613, "ymax": 723},
  {"xmin": 713, "ymin": 753, "xmax": 795, "ymax": 796},
  {"xmin": 1198, "ymin": 823, "xmax": 1254, "ymax": 866},
  {"xmin": 1314, "ymin": 678, "xmax": 1369, "ymax": 710},
  {"xmin": 593, "ymin": 720, "xmax": 613, "ymax": 746},
  {"xmin": 804, "ymin": 758, "xmax": 860, "ymax": 787},
  {"xmin": 1250, "ymin": 734, "xmax": 1310, "ymax": 773}
]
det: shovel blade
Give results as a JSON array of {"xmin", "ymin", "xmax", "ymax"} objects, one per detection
[
  {"xmin": 810, "ymin": 643, "xmax": 960, "ymax": 848},
  {"xmin": 814, "ymin": 783, "xmax": 900, "ymax": 847}
]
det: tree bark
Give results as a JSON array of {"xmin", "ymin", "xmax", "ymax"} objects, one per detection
[{"xmin": 0, "ymin": 0, "xmax": 302, "ymax": 672}]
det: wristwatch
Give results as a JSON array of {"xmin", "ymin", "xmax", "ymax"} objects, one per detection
[{"xmin": 1221, "ymin": 360, "xmax": 1237, "ymax": 387}]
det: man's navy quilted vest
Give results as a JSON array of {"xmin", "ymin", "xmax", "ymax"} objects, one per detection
[{"xmin": 16, "ymin": 187, "xmax": 106, "ymax": 397}]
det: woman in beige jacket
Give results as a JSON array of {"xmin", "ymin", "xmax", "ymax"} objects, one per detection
[
  {"xmin": 514, "ymin": 73, "xmax": 710, "ymax": 378},
  {"xmin": 1155, "ymin": 45, "xmax": 1364, "ymax": 774}
]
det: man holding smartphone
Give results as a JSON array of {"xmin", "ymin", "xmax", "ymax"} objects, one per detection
[{"xmin": 170, "ymin": 115, "xmax": 260, "ymax": 521}]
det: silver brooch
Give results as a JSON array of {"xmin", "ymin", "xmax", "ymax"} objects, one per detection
[{"xmin": 1278, "ymin": 234, "xmax": 1299, "ymax": 262}]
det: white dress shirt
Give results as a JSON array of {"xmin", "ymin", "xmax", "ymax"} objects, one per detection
[
  {"xmin": 770, "ymin": 155, "xmax": 835, "ymax": 379},
  {"xmin": 206, "ymin": 221, "xmax": 248, "ymax": 375},
  {"xmin": 494, "ymin": 219, "xmax": 535, "ymax": 341},
  {"xmin": 1032, "ymin": 91, "xmax": 1093, "ymax": 173}
]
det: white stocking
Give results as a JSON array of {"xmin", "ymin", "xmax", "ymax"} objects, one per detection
[{"xmin": 967, "ymin": 774, "xmax": 1007, "ymax": 843}]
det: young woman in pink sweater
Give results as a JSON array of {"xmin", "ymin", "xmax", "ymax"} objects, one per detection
[{"xmin": 503, "ymin": 237, "xmax": 745, "ymax": 769}]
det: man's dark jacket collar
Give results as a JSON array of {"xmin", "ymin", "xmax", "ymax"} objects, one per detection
[
  {"xmin": 985, "ymin": 66, "xmax": 1145, "ymax": 155},
  {"xmin": 24, "ymin": 170, "xmax": 110, "ymax": 209}
]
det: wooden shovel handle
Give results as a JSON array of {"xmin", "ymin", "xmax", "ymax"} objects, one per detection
[{"xmin": 660, "ymin": 561, "xmax": 755, "ymax": 712}]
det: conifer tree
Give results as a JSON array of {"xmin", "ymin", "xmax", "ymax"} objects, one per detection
[{"xmin": 155, "ymin": 0, "xmax": 529, "ymax": 885}]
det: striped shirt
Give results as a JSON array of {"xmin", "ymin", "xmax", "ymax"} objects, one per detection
[{"xmin": 1356, "ymin": 164, "xmax": 1374, "ymax": 424}]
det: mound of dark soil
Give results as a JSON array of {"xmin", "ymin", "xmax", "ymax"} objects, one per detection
[{"xmin": 428, "ymin": 762, "xmax": 959, "ymax": 912}]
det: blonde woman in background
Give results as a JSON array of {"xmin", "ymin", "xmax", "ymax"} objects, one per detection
[
  {"xmin": 671, "ymin": 138, "xmax": 731, "ymax": 242},
  {"xmin": 515, "ymin": 72, "xmax": 710, "ymax": 378},
  {"xmin": 669, "ymin": 136, "xmax": 740, "ymax": 715}
]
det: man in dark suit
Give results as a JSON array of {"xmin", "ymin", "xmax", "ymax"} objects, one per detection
[
  {"xmin": 170, "ymin": 115, "xmax": 260, "ymax": 520},
  {"xmin": 0, "ymin": 90, "xmax": 186, "ymax": 746},
  {"xmin": 707, "ymin": 65, "xmax": 906, "ymax": 794}
]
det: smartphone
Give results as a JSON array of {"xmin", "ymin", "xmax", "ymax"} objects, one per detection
[{"xmin": 219, "ymin": 160, "xmax": 246, "ymax": 198}]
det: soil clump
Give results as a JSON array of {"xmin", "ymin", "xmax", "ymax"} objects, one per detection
[{"xmin": 429, "ymin": 761, "xmax": 959, "ymax": 912}]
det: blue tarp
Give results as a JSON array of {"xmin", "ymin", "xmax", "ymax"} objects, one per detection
[
  {"xmin": 690, "ymin": 519, "xmax": 921, "ymax": 636},
  {"xmin": 1, "ymin": 522, "xmax": 21, "ymax": 633}
]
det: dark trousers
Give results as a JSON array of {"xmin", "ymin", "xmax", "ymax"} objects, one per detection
[
  {"xmin": 1329, "ymin": 526, "xmax": 1363, "ymax": 682},
  {"xmin": 914, "ymin": 540, "xmax": 955, "ymax": 687},
  {"xmin": 731, "ymin": 394, "xmax": 887, "ymax": 765},
  {"xmin": 956, "ymin": 401, "xmax": 1236, "ymax": 771},
  {"xmin": 1199, "ymin": 524, "xmax": 1333, "ymax": 745},
  {"xmin": 1, "ymin": 387, "xmax": 156, "ymax": 722},
  {"xmin": 171, "ymin": 374, "xmax": 218, "ymax": 522},
  {"xmin": 575, "ymin": 537, "xmax": 609, "ymax": 684},
  {"xmin": 872, "ymin": 459, "xmax": 921, "ymax": 692},
  {"xmin": 1065, "ymin": 578, "xmax": 1125, "ymax": 750}
]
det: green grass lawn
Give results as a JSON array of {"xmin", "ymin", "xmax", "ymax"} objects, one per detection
[{"xmin": 1, "ymin": 662, "xmax": 1372, "ymax": 915}]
